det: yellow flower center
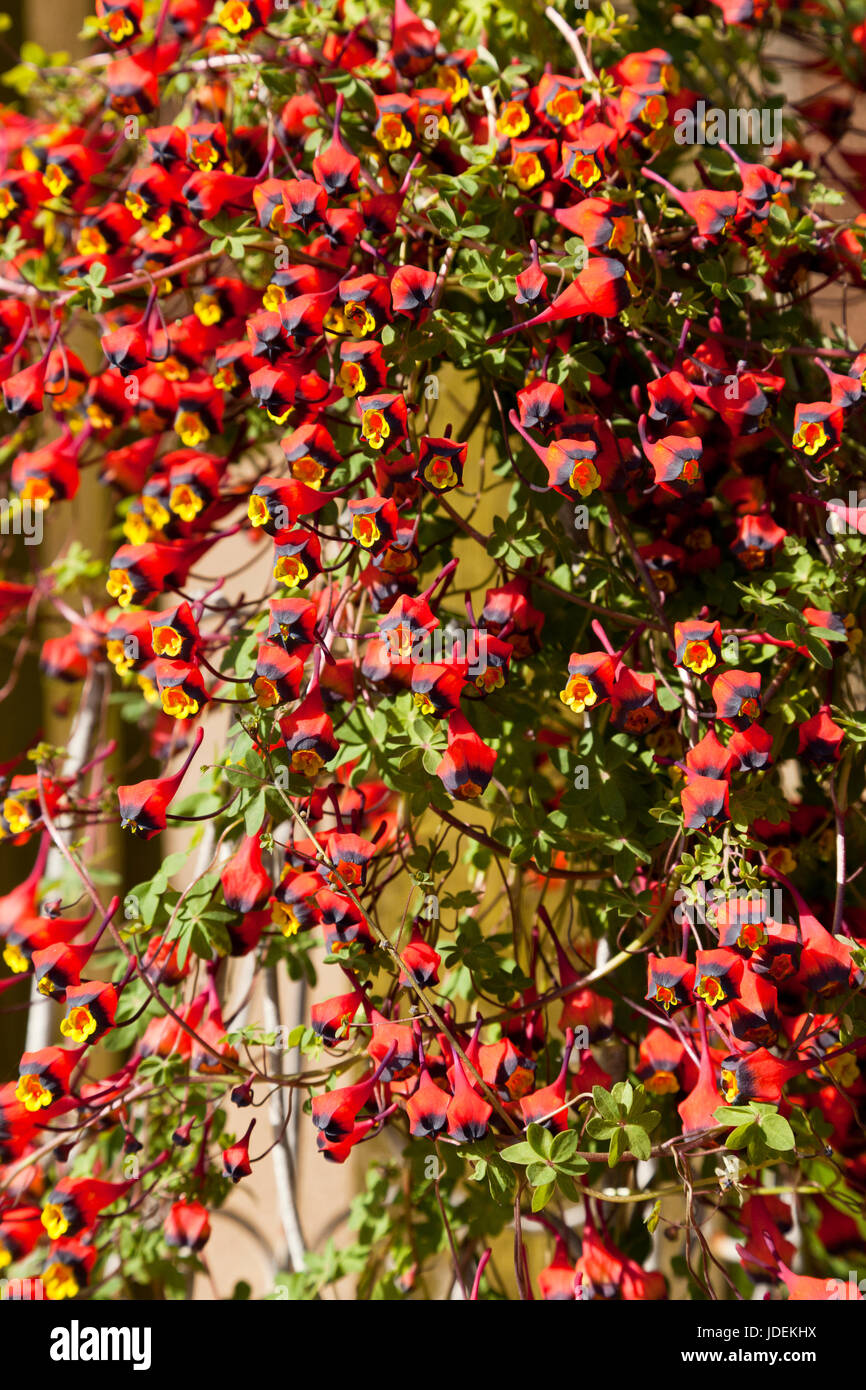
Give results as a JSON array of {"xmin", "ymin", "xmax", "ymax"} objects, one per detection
[
  {"xmin": 345, "ymin": 302, "xmax": 376, "ymax": 338},
  {"xmin": 100, "ymin": 10, "xmax": 134, "ymax": 39},
  {"xmin": 291, "ymin": 748, "xmax": 324, "ymax": 777},
  {"xmin": 44, "ymin": 163, "xmax": 71, "ymax": 199},
  {"xmin": 160, "ymin": 356, "xmax": 189, "ymax": 383},
  {"xmin": 60, "ymin": 1004, "xmax": 97, "ymax": 1044},
  {"xmin": 43, "ymin": 1262, "xmax": 79, "ymax": 1301},
  {"xmin": 3, "ymin": 798, "xmax": 32, "ymax": 834},
  {"xmin": 609, "ymin": 216, "xmax": 636, "ymax": 254},
  {"xmin": 792, "ymin": 421, "xmax": 828, "ymax": 455},
  {"xmin": 560, "ymin": 674, "xmax": 597, "ymax": 714},
  {"xmin": 683, "ymin": 640, "xmax": 715, "ymax": 675},
  {"xmin": 106, "ymin": 569, "xmax": 135, "ymax": 607},
  {"xmin": 194, "ymin": 293, "xmax": 222, "ymax": 326},
  {"xmin": 262, "ymin": 284, "xmax": 286, "ymax": 312},
  {"xmin": 273, "ymin": 902, "xmax": 300, "ymax": 937},
  {"xmin": 16, "ymin": 1073, "xmax": 52, "ymax": 1111},
  {"xmin": 654, "ymin": 985, "xmax": 677, "ymax": 1013},
  {"xmin": 720, "ymin": 1068, "xmax": 738, "ymax": 1103},
  {"xmin": 424, "ymin": 456, "xmax": 457, "ymax": 490},
  {"xmin": 161, "ymin": 687, "xmax": 200, "ymax": 720},
  {"xmin": 352, "ymin": 514, "xmax": 381, "ymax": 548},
  {"xmin": 551, "ymin": 90, "xmax": 584, "ymax": 125},
  {"xmin": 476, "ymin": 667, "xmax": 504, "ymax": 693},
  {"xmin": 338, "ymin": 362, "xmax": 365, "ymax": 398},
  {"xmin": 17, "ymin": 479, "xmax": 50, "ymax": 506},
  {"xmin": 511, "ymin": 153, "xmax": 545, "ymax": 191},
  {"xmin": 191, "ymin": 141, "xmax": 219, "ymax": 172},
  {"xmin": 87, "ymin": 403, "xmax": 115, "ymax": 431},
  {"xmin": 361, "ymin": 409, "xmax": 390, "ymax": 449},
  {"xmin": 436, "ymin": 67, "xmax": 468, "ymax": 101},
  {"xmin": 643, "ymin": 94, "xmax": 668, "ymax": 129},
  {"xmin": 254, "ymin": 676, "xmax": 280, "ymax": 709},
  {"xmin": 152, "ymin": 626, "xmax": 182, "ymax": 658},
  {"xmin": 3, "ymin": 942, "xmax": 29, "ymax": 973},
  {"xmin": 569, "ymin": 460, "xmax": 601, "ymax": 498},
  {"xmin": 170, "ymin": 483, "xmax": 204, "ymax": 523},
  {"xmin": 41, "ymin": 1204, "xmax": 69, "ymax": 1240},
  {"xmin": 497, "ymin": 104, "xmax": 530, "ymax": 138},
  {"xmin": 141, "ymin": 495, "xmax": 170, "ymax": 530},
  {"xmin": 646, "ymin": 1070, "xmax": 679, "ymax": 1095},
  {"xmin": 218, "ymin": 0, "xmax": 253, "ymax": 33},
  {"xmin": 248, "ymin": 494, "xmax": 270, "ymax": 528},
  {"xmin": 77, "ymin": 226, "xmax": 108, "ymax": 256},
  {"xmin": 376, "ymin": 113, "xmax": 412, "ymax": 151},
  {"xmin": 290, "ymin": 456, "xmax": 325, "ymax": 487},
  {"xmin": 696, "ymin": 974, "xmax": 725, "ymax": 1006},
  {"xmin": 274, "ymin": 555, "xmax": 308, "ymax": 587},
  {"xmin": 569, "ymin": 154, "xmax": 600, "ymax": 188},
  {"xmin": 323, "ymin": 305, "xmax": 348, "ymax": 335},
  {"xmin": 124, "ymin": 190, "xmax": 148, "ymax": 221},
  {"xmin": 214, "ymin": 365, "xmax": 238, "ymax": 391},
  {"xmin": 175, "ymin": 412, "xmax": 209, "ymax": 447}
]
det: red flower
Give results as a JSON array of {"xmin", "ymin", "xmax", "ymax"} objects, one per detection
[
  {"xmin": 681, "ymin": 773, "xmax": 730, "ymax": 831},
  {"xmin": 436, "ymin": 710, "xmax": 497, "ymax": 799},
  {"xmin": 693, "ymin": 948, "xmax": 743, "ymax": 1007},
  {"xmin": 117, "ymin": 725, "xmax": 203, "ymax": 838},
  {"xmin": 223, "ymin": 1119, "xmax": 256, "ymax": 1182},
  {"xmin": 492, "ymin": 256, "xmax": 630, "ymax": 340},
  {"xmin": 711, "ymin": 669, "xmax": 762, "ymax": 728},
  {"xmin": 164, "ymin": 1200, "xmax": 211, "ymax": 1253},
  {"xmin": 798, "ymin": 707, "xmax": 844, "ymax": 764},
  {"xmin": 538, "ymin": 1238, "xmax": 577, "ymax": 1300},
  {"xmin": 646, "ymin": 955, "xmax": 695, "ymax": 1013},
  {"xmin": 446, "ymin": 1050, "xmax": 492, "ymax": 1142},
  {"xmin": 674, "ymin": 619, "xmax": 722, "ymax": 676},
  {"xmin": 390, "ymin": 264, "xmax": 437, "ymax": 320}
]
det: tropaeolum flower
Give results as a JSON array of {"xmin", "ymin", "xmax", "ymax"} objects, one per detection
[{"xmin": 0, "ymin": 0, "xmax": 864, "ymax": 1314}]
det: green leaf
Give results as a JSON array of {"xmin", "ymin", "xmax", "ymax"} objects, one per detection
[
  {"xmin": 625, "ymin": 1126, "xmax": 652, "ymax": 1161},
  {"xmin": 759, "ymin": 1114, "xmax": 795, "ymax": 1151},
  {"xmin": 526, "ymin": 1122, "xmax": 553, "ymax": 1158},
  {"xmin": 530, "ymin": 1181, "xmax": 556, "ymax": 1212},
  {"xmin": 593, "ymin": 1086, "xmax": 620, "ymax": 1123},
  {"xmin": 608, "ymin": 1126, "xmax": 627, "ymax": 1167},
  {"xmin": 244, "ymin": 790, "xmax": 267, "ymax": 836},
  {"xmin": 550, "ymin": 1129, "xmax": 578, "ymax": 1164},
  {"xmin": 714, "ymin": 1105, "xmax": 755, "ymax": 1126},
  {"xmin": 803, "ymin": 630, "xmax": 834, "ymax": 669},
  {"xmin": 526, "ymin": 1161, "xmax": 554, "ymax": 1187},
  {"xmin": 725, "ymin": 1123, "xmax": 756, "ymax": 1151},
  {"xmin": 500, "ymin": 1141, "xmax": 536, "ymax": 1166},
  {"xmin": 585, "ymin": 1118, "xmax": 618, "ymax": 1141},
  {"xmin": 612, "ymin": 1079, "xmax": 634, "ymax": 1112}
]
